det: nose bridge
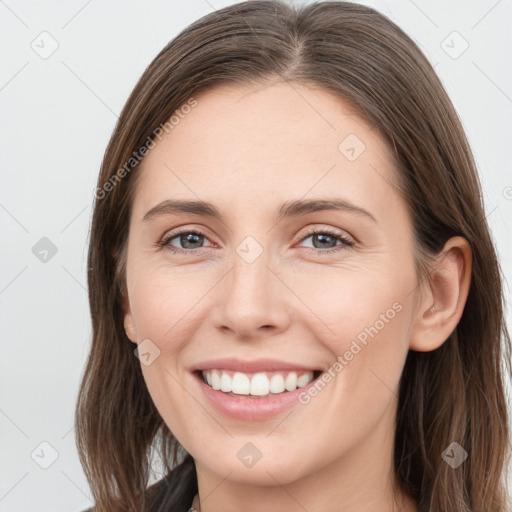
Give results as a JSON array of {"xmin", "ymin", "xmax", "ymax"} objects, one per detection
[
  {"xmin": 232, "ymin": 239, "xmax": 270, "ymax": 298},
  {"xmin": 213, "ymin": 235, "xmax": 290, "ymax": 337}
]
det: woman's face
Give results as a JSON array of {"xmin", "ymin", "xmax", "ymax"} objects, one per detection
[{"xmin": 124, "ymin": 81, "xmax": 421, "ymax": 489}]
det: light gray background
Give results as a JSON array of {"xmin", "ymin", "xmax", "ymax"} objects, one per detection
[{"xmin": 1, "ymin": 0, "xmax": 511, "ymax": 510}]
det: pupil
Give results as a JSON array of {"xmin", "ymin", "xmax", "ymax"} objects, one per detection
[
  {"xmin": 182, "ymin": 233, "xmax": 202, "ymax": 249},
  {"xmin": 314, "ymin": 233, "xmax": 335, "ymax": 249}
]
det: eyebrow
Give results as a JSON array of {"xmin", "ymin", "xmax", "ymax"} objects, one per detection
[{"xmin": 142, "ymin": 197, "xmax": 377, "ymax": 224}]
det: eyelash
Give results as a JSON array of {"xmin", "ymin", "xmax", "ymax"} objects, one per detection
[{"xmin": 158, "ymin": 227, "xmax": 355, "ymax": 255}]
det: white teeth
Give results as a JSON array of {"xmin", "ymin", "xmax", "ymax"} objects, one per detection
[
  {"xmin": 297, "ymin": 373, "xmax": 312, "ymax": 387},
  {"xmin": 284, "ymin": 372, "xmax": 297, "ymax": 391},
  {"xmin": 232, "ymin": 372, "xmax": 250, "ymax": 394},
  {"xmin": 270, "ymin": 374, "xmax": 285, "ymax": 393},
  {"xmin": 220, "ymin": 372, "xmax": 232, "ymax": 392},
  {"xmin": 250, "ymin": 373, "xmax": 270, "ymax": 396},
  {"xmin": 211, "ymin": 370, "xmax": 221, "ymax": 390},
  {"xmin": 201, "ymin": 369, "xmax": 316, "ymax": 396}
]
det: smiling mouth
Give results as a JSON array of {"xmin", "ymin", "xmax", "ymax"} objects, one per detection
[{"xmin": 194, "ymin": 369, "xmax": 323, "ymax": 398}]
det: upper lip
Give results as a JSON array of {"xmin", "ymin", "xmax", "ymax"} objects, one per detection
[{"xmin": 192, "ymin": 358, "xmax": 322, "ymax": 373}]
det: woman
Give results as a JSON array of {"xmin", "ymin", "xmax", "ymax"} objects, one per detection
[{"xmin": 75, "ymin": 1, "xmax": 511, "ymax": 511}]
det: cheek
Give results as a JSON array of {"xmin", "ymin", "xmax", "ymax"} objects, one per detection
[
  {"xmin": 128, "ymin": 263, "xmax": 213, "ymax": 344},
  {"xmin": 293, "ymin": 265, "xmax": 413, "ymax": 396},
  {"xmin": 296, "ymin": 279, "xmax": 412, "ymax": 450},
  {"xmin": 289, "ymin": 265, "xmax": 408, "ymax": 346},
  {"xmin": 128, "ymin": 265, "xmax": 205, "ymax": 439}
]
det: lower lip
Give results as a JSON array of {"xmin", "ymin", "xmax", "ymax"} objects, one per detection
[{"xmin": 192, "ymin": 371, "xmax": 321, "ymax": 421}]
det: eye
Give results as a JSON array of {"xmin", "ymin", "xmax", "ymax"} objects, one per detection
[
  {"xmin": 158, "ymin": 226, "xmax": 354, "ymax": 255},
  {"xmin": 159, "ymin": 228, "xmax": 215, "ymax": 254},
  {"xmin": 296, "ymin": 228, "xmax": 354, "ymax": 254}
]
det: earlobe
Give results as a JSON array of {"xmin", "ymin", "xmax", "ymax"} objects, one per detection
[
  {"xmin": 409, "ymin": 236, "xmax": 472, "ymax": 352},
  {"xmin": 123, "ymin": 293, "xmax": 137, "ymax": 344}
]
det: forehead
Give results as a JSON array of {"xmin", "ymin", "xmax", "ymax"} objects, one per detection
[{"xmin": 133, "ymin": 81, "xmax": 400, "ymax": 217}]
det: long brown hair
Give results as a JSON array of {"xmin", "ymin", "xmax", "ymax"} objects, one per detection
[{"xmin": 75, "ymin": 1, "xmax": 511, "ymax": 510}]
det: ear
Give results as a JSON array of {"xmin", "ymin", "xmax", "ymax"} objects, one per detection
[
  {"xmin": 409, "ymin": 236, "xmax": 472, "ymax": 352},
  {"xmin": 123, "ymin": 292, "xmax": 137, "ymax": 344}
]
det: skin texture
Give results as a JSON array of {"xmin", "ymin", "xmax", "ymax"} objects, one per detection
[{"xmin": 123, "ymin": 81, "xmax": 471, "ymax": 512}]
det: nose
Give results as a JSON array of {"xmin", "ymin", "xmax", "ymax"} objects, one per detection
[{"xmin": 211, "ymin": 250, "xmax": 291, "ymax": 340}]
